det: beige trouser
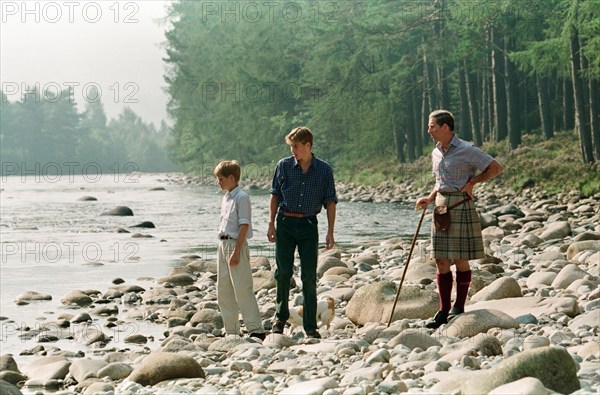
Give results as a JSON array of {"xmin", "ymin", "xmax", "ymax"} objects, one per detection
[{"xmin": 217, "ymin": 240, "xmax": 264, "ymax": 335}]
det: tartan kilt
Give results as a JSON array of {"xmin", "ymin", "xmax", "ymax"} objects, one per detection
[{"xmin": 431, "ymin": 192, "xmax": 484, "ymax": 260}]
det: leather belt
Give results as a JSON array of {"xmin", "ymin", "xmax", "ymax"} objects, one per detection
[
  {"xmin": 220, "ymin": 235, "xmax": 234, "ymax": 240},
  {"xmin": 283, "ymin": 212, "xmax": 305, "ymax": 218}
]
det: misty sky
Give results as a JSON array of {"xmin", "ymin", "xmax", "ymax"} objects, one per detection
[{"xmin": 0, "ymin": 0, "xmax": 172, "ymax": 126}]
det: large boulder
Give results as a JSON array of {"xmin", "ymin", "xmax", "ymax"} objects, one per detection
[
  {"xmin": 462, "ymin": 346, "xmax": 580, "ymax": 395},
  {"xmin": 387, "ymin": 329, "xmax": 442, "ymax": 350},
  {"xmin": 467, "ymin": 296, "xmax": 580, "ymax": 318},
  {"xmin": 186, "ymin": 260, "xmax": 217, "ymax": 274},
  {"xmin": 439, "ymin": 333, "xmax": 503, "ymax": 362},
  {"xmin": 131, "ymin": 221, "xmax": 155, "ymax": 228},
  {"xmin": 252, "ymin": 270, "xmax": 276, "ymax": 292},
  {"xmin": 61, "ymin": 290, "xmax": 93, "ymax": 306},
  {"xmin": 568, "ymin": 310, "xmax": 600, "ymax": 332},
  {"xmin": 0, "ymin": 372, "xmax": 26, "ymax": 385},
  {"xmin": 74, "ymin": 326, "xmax": 107, "ymax": 346},
  {"xmin": 471, "ymin": 277, "xmax": 522, "ymax": 302},
  {"xmin": 346, "ymin": 281, "xmax": 438, "ymax": 325},
  {"xmin": 68, "ymin": 359, "xmax": 108, "ymax": 383},
  {"xmin": 20, "ymin": 355, "xmax": 71, "ymax": 381},
  {"xmin": 0, "ymin": 381, "xmax": 22, "ymax": 395},
  {"xmin": 207, "ymin": 336, "xmax": 250, "ymax": 352},
  {"xmin": 0, "ymin": 355, "xmax": 19, "ymax": 372},
  {"xmin": 525, "ymin": 272, "xmax": 557, "ymax": 289},
  {"xmin": 538, "ymin": 221, "xmax": 571, "ymax": 241},
  {"xmin": 441, "ymin": 309, "xmax": 519, "ymax": 338},
  {"xmin": 128, "ymin": 352, "xmax": 205, "ymax": 386},
  {"xmin": 156, "ymin": 274, "xmax": 196, "ymax": 287},
  {"xmin": 14, "ymin": 291, "xmax": 52, "ymax": 303},
  {"xmin": 317, "ymin": 255, "xmax": 347, "ymax": 278},
  {"xmin": 250, "ymin": 256, "xmax": 271, "ymax": 270},
  {"xmin": 140, "ymin": 287, "xmax": 177, "ymax": 305},
  {"xmin": 488, "ymin": 377, "xmax": 553, "ymax": 395},
  {"xmin": 189, "ymin": 308, "xmax": 223, "ymax": 330},
  {"xmin": 96, "ymin": 363, "xmax": 134, "ymax": 380},
  {"xmin": 401, "ymin": 260, "xmax": 437, "ymax": 284},
  {"xmin": 551, "ymin": 264, "xmax": 590, "ymax": 289},
  {"xmin": 566, "ymin": 240, "xmax": 600, "ymax": 261},
  {"xmin": 488, "ymin": 204, "xmax": 525, "ymax": 217}
]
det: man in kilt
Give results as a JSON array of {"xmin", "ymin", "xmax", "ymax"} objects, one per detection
[{"xmin": 416, "ymin": 110, "xmax": 503, "ymax": 329}]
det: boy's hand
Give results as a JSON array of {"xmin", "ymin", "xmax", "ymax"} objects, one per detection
[
  {"xmin": 267, "ymin": 223, "xmax": 276, "ymax": 243},
  {"xmin": 228, "ymin": 249, "xmax": 240, "ymax": 266},
  {"xmin": 325, "ymin": 232, "xmax": 334, "ymax": 249}
]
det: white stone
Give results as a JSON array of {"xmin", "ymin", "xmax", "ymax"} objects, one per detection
[
  {"xmin": 488, "ymin": 377, "xmax": 551, "ymax": 395},
  {"xmin": 279, "ymin": 377, "xmax": 338, "ymax": 395}
]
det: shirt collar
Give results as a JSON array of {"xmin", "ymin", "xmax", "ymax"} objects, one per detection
[
  {"xmin": 436, "ymin": 134, "xmax": 459, "ymax": 152},
  {"xmin": 449, "ymin": 134, "xmax": 460, "ymax": 147},
  {"xmin": 293, "ymin": 153, "xmax": 317, "ymax": 170},
  {"xmin": 226, "ymin": 186, "xmax": 241, "ymax": 198}
]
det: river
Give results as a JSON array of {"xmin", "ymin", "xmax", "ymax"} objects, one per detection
[{"xmin": 0, "ymin": 172, "xmax": 423, "ymax": 357}]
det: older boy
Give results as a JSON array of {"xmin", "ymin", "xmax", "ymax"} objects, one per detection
[
  {"xmin": 214, "ymin": 160, "xmax": 265, "ymax": 340},
  {"xmin": 267, "ymin": 127, "xmax": 337, "ymax": 339}
]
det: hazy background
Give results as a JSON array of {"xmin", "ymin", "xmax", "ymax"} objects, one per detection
[{"xmin": 0, "ymin": 0, "xmax": 172, "ymax": 127}]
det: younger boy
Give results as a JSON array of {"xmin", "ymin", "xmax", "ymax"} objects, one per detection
[{"xmin": 214, "ymin": 160, "xmax": 265, "ymax": 340}]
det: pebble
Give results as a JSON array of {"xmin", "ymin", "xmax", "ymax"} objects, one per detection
[{"xmin": 2, "ymin": 183, "xmax": 599, "ymax": 395}]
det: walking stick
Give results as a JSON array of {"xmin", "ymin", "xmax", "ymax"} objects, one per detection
[{"xmin": 387, "ymin": 206, "xmax": 427, "ymax": 327}]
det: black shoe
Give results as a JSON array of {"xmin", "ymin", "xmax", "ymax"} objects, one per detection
[
  {"xmin": 249, "ymin": 332, "xmax": 266, "ymax": 341},
  {"xmin": 305, "ymin": 329, "xmax": 321, "ymax": 339},
  {"xmin": 425, "ymin": 311, "xmax": 448, "ymax": 329},
  {"xmin": 272, "ymin": 320, "xmax": 286, "ymax": 334},
  {"xmin": 447, "ymin": 307, "xmax": 464, "ymax": 321}
]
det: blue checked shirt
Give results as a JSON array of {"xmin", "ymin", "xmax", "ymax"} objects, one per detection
[
  {"xmin": 433, "ymin": 134, "xmax": 495, "ymax": 192},
  {"xmin": 270, "ymin": 154, "xmax": 337, "ymax": 216}
]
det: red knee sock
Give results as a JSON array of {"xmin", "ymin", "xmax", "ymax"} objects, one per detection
[
  {"xmin": 437, "ymin": 271, "xmax": 454, "ymax": 313},
  {"xmin": 454, "ymin": 270, "xmax": 472, "ymax": 310}
]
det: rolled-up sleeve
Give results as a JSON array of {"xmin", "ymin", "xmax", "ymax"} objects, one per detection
[
  {"xmin": 322, "ymin": 166, "xmax": 337, "ymax": 209},
  {"xmin": 237, "ymin": 194, "xmax": 251, "ymax": 226},
  {"xmin": 269, "ymin": 162, "xmax": 282, "ymax": 197}
]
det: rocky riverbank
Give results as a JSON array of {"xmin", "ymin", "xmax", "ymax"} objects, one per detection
[{"xmin": 1, "ymin": 181, "xmax": 599, "ymax": 395}]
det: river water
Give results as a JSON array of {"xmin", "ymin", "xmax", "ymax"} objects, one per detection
[{"xmin": 0, "ymin": 172, "xmax": 423, "ymax": 357}]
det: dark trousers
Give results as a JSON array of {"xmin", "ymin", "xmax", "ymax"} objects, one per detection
[{"xmin": 274, "ymin": 214, "xmax": 319, "ymax": 331}]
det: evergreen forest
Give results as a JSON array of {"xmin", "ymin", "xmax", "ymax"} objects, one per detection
[
  {"xmin": 0, "ymin": 87, "xmax": 174, "ymax": 175},
  {"xmin": 2, "ymin": 0, "xmax": 598, "ymax": 185},
  {"xmin": 164, "ymin": 0, "xmax": 600, "ymax": 176}
]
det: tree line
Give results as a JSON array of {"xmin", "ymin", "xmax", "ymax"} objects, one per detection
[
  {"xmin": 0, "ymin": 86, "xmax": 175, "ymax": 175},
  {"xmin": 164, "ymin": 0, "xmax": 599, "ymax": 173}
]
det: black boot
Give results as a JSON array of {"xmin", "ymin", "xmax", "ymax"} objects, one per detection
[
  {"xmin": 447, "ymin": 307, "xmax": 464, "ymax": 321},
  {"xmin": 425, "ymin": 311, "xmax": 448, "ymax": 329}
]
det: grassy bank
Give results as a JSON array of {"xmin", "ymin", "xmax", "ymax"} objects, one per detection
[{"xmin": 336, "ymin": 130, "xmax": 600, "ymax": 197}]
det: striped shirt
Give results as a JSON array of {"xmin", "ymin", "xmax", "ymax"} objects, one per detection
[
  {"xmin": 433, "ymin": 134, "xmax": 495, "ymax": 192},
  {"xmin": 270, "ymin": 154, "xmax": 337, "ymax": 216},
  {"xmin": 218, "ymin": 186, "xmax": 253, "ymax": 239}
]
